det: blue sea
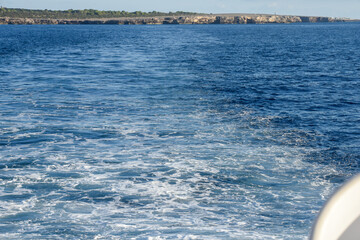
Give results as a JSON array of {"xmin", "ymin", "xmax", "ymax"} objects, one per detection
[{"xmin": 0, "ymin": 23, "xmax": 359, "ymax": 239}]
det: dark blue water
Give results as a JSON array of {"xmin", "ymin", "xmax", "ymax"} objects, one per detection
[{"xmin": 0, "ymin": 23, "xmax": 359, "ymax": 239}]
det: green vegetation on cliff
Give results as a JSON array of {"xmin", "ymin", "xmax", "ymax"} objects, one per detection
[{"xmin": 0, "ymin": 7, "xmax": 198, "ymax": 19}]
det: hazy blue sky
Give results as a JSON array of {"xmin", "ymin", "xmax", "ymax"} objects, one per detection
[{"xmin": 1, "ymin": 0, "xmax": 359, "ymax": 18}]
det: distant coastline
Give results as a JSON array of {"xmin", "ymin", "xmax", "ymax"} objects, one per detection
[{"xmin": 0, "ymin": 8, "xmax": 357, "ymax": 25}]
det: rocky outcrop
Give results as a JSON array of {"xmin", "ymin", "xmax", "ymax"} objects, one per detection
[
  {"xmin": 0, "ymin": 15, "xmax": 347, "ymax": 25},
  {"xmin": 300, "ymin": 16, "xmax": 333, "ymax": 23}
]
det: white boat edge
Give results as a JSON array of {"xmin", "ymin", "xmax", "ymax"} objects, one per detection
[{"xmin": 311, "ymin": 174, "xmax": 360, "ymax": 240}]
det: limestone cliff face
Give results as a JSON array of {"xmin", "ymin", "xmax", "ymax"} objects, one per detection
[{"xmin": 0, "ymin": 15, "xmax": 346, "ymax": 25}]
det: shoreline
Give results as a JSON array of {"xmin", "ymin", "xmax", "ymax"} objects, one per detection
[{"xmin": 0, "ymin": 14, "xmax": 356, "ymax": 25}]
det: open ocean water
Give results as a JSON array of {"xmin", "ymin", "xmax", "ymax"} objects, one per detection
[{"xmin": 0, "ymin": 23, "xmax": 359, "ymax": 239}]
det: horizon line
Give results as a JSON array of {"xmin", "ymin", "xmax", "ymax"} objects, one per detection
[{"xmin": 0, "ymin": 6, "xmax": 357, "ymax": 19}]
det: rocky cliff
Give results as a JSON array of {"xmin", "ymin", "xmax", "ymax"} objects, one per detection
[{"xmin": 0, "ymin": 15, "xmax": 347, "ymax": 25}]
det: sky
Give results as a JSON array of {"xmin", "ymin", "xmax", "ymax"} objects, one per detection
[{"xmin": 1, "ymin": 0, "xmax": 359, "ymax": 19}]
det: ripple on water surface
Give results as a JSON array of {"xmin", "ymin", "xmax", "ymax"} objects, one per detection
[{"xmin": 0, "ymin": 23, "xmax": 359, "ymax": 239}]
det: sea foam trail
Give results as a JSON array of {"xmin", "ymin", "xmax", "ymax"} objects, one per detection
[{"xmin": 0, "ymin": 23, "xmax": 359, "ymax": 239}]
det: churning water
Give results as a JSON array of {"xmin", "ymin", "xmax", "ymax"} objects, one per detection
[{"xmin": 0, "ymin": 23, "xmax": 359, "ymax": 239}]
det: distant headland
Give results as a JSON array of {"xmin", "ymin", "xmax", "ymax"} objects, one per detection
[{"xmin": 0, "ymin": 8, "xmax": 357, "ymax": 25}]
